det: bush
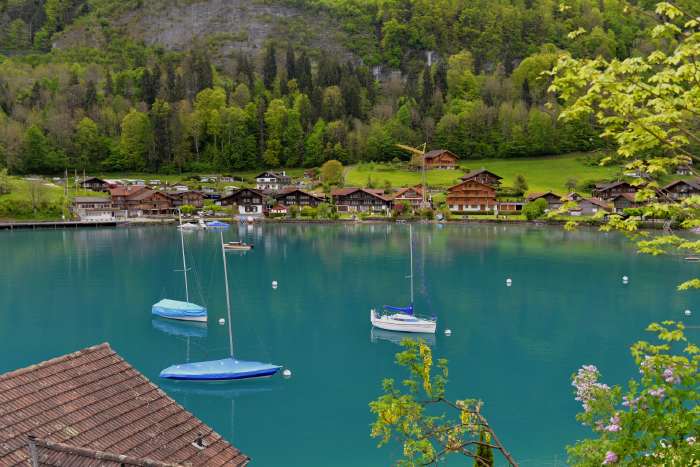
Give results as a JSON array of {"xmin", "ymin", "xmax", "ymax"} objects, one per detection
[
  {"xmin": 419, "ymin": 208, "xmax": 435, "ymax": 220},
  {"xmin": 300, "ymin": 206, "xmax": 317, "ymax": 218},
  {"xmin": 180, "ymin": 204, "xmax": 195, "ymax": 215},
  {"xmin": 496, "ymin": 187, "xmax": 524, "ymax": 198},
  {"xmin": 523, "ymin": 198, "xmax": 547, "ymax": 220}
]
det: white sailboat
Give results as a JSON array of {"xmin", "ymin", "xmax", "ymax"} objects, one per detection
[
  {"xmin": 370, "ymin": 224, "xmax": 437, "ymax": 333},
  {"xmin": 152, "ymin": 210, "xmax": 207, "ymax": 322}
]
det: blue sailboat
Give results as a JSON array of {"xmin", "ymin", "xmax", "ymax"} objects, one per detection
[
  {"xmin": 152, "ymin": 211, "xmax": 207, "ymax": 322},
  {"xmin": 160, "ymin": 230, "xmax": 281, "ymax": 381}
]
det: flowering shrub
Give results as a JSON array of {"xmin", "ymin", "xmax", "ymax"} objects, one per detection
[{"xmin": 567, "ymin": 321, "xmax": 699, "ymax": 465}]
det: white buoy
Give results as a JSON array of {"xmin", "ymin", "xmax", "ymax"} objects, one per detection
[
  {"xmin": 218, "ymin": 318, "xmax": 225, "ymax": 325},
  {"xmin": 685, "ymin": 309, "xmax": 692, "ymax": 316},
  {"xmin": 506, "ymin": 278, "xmax": 512, "ymax": 287},
  {"xmin": 444, "ymin": 329, "xmax": 452, "ymax": 336},
  {"xmin": 282, "ymin": 368, "xmax": 292, "ymax": 378},
  {"xmin": 272, "ymin": 280, "xmax": 278, "ymax": 289},
  {"xmin": 622, "ymin": 275, "xmax": 629, "ymax": 282}
]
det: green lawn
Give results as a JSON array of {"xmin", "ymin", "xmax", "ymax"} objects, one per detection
[{"xmin": 346, "ymin": 153, "xmax": 624, "ymax": 194}]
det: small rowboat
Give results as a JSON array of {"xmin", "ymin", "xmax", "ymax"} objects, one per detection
[
  {"xmin": 684, "ymin": 256, "xmax": 700, "ymax": 262},
  {"xmin": 224, "ymin": 241, "xmax": 253, "ymax": 251}
]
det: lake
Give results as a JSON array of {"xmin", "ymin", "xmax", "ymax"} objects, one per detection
[{"xmin": 0, "ymin": 223, "xmax": 697, "ymax": 466}]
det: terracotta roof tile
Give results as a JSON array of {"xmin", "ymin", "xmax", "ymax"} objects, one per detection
[{"xmin": 0, "ymin": 343, "xmax": 248, "ymax": 466}]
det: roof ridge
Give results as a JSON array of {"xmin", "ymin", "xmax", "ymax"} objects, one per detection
[{"xmin": 0, "ymin": 343, "xmax": 112, "ymax": 382}]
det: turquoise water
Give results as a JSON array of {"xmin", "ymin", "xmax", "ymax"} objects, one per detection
[{"xmin": 1, "ymin": 223, "xmax": 698, "ymax": 465}]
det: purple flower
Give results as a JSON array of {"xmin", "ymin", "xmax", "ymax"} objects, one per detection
[
  {"xmin": 602, "ymin": 451, "xmax": 618, "ymax": 465},
  {"xmin": 649, "ymin": 387, "xmax": 666, "ymax": 400},
  {"xmin": 573, "ymin": 365, "xmax": 611, "ymax": 413},
  {"xmin": 663, "ymin": 367, "xmax": 680, "ymax": 385},
  {"xmin": 604, "ymin": 414, "xmax": 621, "ymax": 432}
]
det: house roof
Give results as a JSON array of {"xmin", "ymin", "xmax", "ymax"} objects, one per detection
[
  {"xmin": 255, "ymin": 172, "xmax": 289, "ymax": 180},
  {"xmin": 392, "ymin": 186, "xmax": 423, "ymax": 199},
  {"xmin": 662, "ymin": 179, "xmax": 700, "ymax": 191},
  {"xmin": 109, "ymin": 186, "xmax": 148, "ymax": 198},
  {"xmin": 423, "ymin": 149, "xmax": 458, "ymax": 160},
  {"xmin": 270, "ymin": 204, "xmax": 288, "ymax": 211},
  {"xmin": 595, "ymin": 180, "xmax": 635, "ymax": 190},
  {"xmin": 331, "ymin": 187, "xmax": 391, "ymax": 202},
  {"xmin": 447, "ymin": 179, "xmax": 495, "ymax": 192},
  {"xmin": 275, "ymin": 188, "xmax": 325, "ymax": 200},
  {"xmin": 526, "ymin": 191, "xmax": 562, "ymax": 201},
  {"xmin": 128, "ymin": 188, "xmax": 175, "ymax": 202},
  {"xmin": 0, "ymin": 343, "xmax": 248, "ymax": 466},
  {"xmin": 80, "ymin": 177, "xmax": 107, "ymax": 184},
  {"xmin": 219, "ymin": 188, "xmax": 264, "ymax": 203},
  {"xmin": 460, "ymin": 168, "xmax": 502, "ymax": 181},
  {"xmin": 73, "ymin": 196, "xmax": 110, "ymax": 203},
  {"xmin": 584, "ymin": 198, "xmax": 611, "ymax": 209}
]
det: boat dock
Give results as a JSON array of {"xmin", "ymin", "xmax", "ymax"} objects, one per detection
[{"xmin": 0, "ymin": 220, "xmax": 120, "ymax": 230}]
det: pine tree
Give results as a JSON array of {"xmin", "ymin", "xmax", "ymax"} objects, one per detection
[
  {"xmin": 83, "ymin": 80, "xmax": 97, "ymax": 109},
  {"xmin": 420, "ymin": 66, "xmax": 433, "ymax": 113},
  {"xmin": 285, "ymin": 45, "xmax": 296, "ymax": 82},
  {"xmin": 104, "ymin": 69, "xmax": 113, "ymax": 96},
  {"xmin": 434, "ymin": 60, "xmax": 448, "ymax": 96},
  {"xmin": 297, "ymin": 52, "xmax": 313, "ymax": 94},
  {"xmin": 263, "ymin": 44, "xmax": 277, "ymax": 89}
]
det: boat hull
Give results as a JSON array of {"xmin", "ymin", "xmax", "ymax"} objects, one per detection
[
  {"xmin": 370, "ymin": 309, "xmax": 436, "ymax": 334},
  {"xmin": 160, "ymin": 357, "xmax": 282, "ymax": 381},
  {"xmin": 152, "ymin": 299, "xmax": 208, "ymax": 322}
]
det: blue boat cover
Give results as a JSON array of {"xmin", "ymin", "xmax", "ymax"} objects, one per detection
[
  {"xmin": 160, "ymin": 357, "xmax": 282, "ymax": 381},
  {"xmin": 383, "ymin": 304, "xmax": 414, "ymax": 315},
  {"xmin": 206, "ymin": 220, "xmax": 229, "ymax": 228},
  {"xmin": 152, "ymin": 299, "xmax": 207, "ymax": 320},
  {"xmin": 151, "ymin": 318, "xmax": 207, "ymax": 338}
]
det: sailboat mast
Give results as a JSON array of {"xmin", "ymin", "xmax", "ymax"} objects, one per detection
[
  {"xmin": 409, "ymin": 224, "xmax": 414, "ymax": 304},
  {"xmin": 178, "ymin": 209, "xmax": 190, "ymax": 303},
  {"xmin": 220, "ymin": 231, "xmax": 235, "ymax": 358}
]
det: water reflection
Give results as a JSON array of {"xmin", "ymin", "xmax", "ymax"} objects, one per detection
[
  {"xmin": 370, "ymin": 328, "xmax": 436, "ymax": 347},
  {"xmin": 152, "ymin": 318, "xmax": 208, "ymax": 338}
]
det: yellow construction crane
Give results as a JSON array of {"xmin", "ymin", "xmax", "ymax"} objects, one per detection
[{"xmin": 395, "ymin": 143, "xmax": 429, "ymax": 208}]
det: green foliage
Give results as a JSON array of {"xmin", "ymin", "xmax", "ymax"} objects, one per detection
[
  {"xmin": 513, "ymin": 174, "xmax": 528, "ymax": 193},
  {"xmin": 523, "ymin": 198, "xmax": 547, "ymax": 220},
  {"xmin": 320, "ymin": 159, "xmax": 343, "ymax": 185},
  {"xmin": 179, "ymin": 204, "xmax": 195, "ymax": 215},
  {"xmin": 567, "ymin": 321, "xmax": 699, "ymax": 465}
]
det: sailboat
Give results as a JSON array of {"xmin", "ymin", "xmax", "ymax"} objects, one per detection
[
  {"xmin": 160, "ymin": 231, "xmax": 281, "ymax": 381},
  {"xmin": 152, "ymin": 211, "xmax": 208, "ymax": 322},
  {"xmin": 370, "ymin": 224, "xmax": 437, "ymax": 333}
]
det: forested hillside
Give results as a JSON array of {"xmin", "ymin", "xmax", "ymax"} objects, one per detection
[{"xmin": 0, "ymin": 0, "xmax": 687, "ymax": 174}]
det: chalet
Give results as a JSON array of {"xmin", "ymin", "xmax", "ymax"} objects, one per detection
[
  {"xmin": 275, "ymin": 188, "xmax": 326, "ymax": 207},
  {"xmin": 392, "ymin": 186, "xmax": 426, "ymax": 210},
  {"xmin": 219, "ymin": 188, "xmax": 266, "ymax": 215},
  {"xmin": 446, "ymin": 180, "xmax": 497, "ymax": 212},
  {"xmin": 0, "ymin": 343, "xmax": 248, "ymax": 466},
  {"xmin": 331, "ymin": 188, "xmax": 392, "ymax": 213},
  {"xmin": 256, "ymin": 171, "xmax": 292, "ymax": 191},
  {"xmin": 169, "ymin": 190, "xmax": 205, "ymax": 208},
  {"xmin": 422, "ymin": 149, "xmax": 459, "ymax": 170},
  {"xmin": 676, "ymin": 164, "xmax": 693, "ymax": 176},
  {"xmin": 567, "ymin": 198, "xmax": 611, "ymax": 216},
  {"xmin": 72, "ymin": 196, "xmax": 126, "ymax": 221},
  {"xmin": 661, "ymin": 179, "xmax": 700, "ymax": 201},
  {"xmin": 592, "ymin": 181, "xmax": 638, "ymax": 200},
  {"xmin": 611, "ymin": 193, "xmax": 641, "ymax": 213},
  {"xmin": 109, "ymin": 186, "xmax": 175, "ymax": 217},
  {"xmin": 460, "ymin": 168, "xmax": 503, "ymax": 187},
  {"xmin": 79, "ymin": 177, "xmax": 111, "ymax": 192},
  {"xmin": 526, "ymin": 192, "xmax": 563, "ymax": 211}
]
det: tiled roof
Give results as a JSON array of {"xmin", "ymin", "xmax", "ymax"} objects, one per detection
[
  {"xmin": 331, "ymin": 188, "xmax": 391, "ymax": 202},
  {"xmin": 526, "ymin": 191, "xmax": 561, "ymax": 201},
  {"xmin": 275, "ymin": 188, "xmax": 325, "ymax": 200},
  {"xmin": 585, "ymin": 198, "xmax": 611, "ymax": 209},
  {"xmin": 460, "ymin": 168, "xmax": 502, "ymax": 181},
  {"xmin": 109, "ymin": 186, "xmax": 148, "ymax": 198},
  {"xmin": 28, "ymin": 437, "xmax": 182, "ymax": 466},
  {"xmin": 0, "ymin": 343, "xmax": 248, "ymax": 466},
  {"xmin": 423, "ymin": 149, "xmax": 458, "ymax": 160},
  {"xmin": 611, "ymin": 193, "xmax": 637, "ymax": 202},
  {"xmin": 663, "ymin": 179, "xmax": 700, "ymax": 191},
  {"xmin": 595, "ymin": 180, "xmax": 634, "ymax": 190},
  {"xmin": 392, "ymin": 186, "xmax": 423, "ymax": 199}
]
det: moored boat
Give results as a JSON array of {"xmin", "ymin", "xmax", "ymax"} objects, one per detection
[
  {"xmin": 224, "ymin": 241, "xmax": 253, "ymax": 251},
  {"xmin": 370, "ymin": 308, "xmax": 437, "ymax": 333}
]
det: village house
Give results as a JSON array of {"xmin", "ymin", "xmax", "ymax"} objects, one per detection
[
  {"xmin": 526, "ymin": 192, "xmax": 563, "ymax": 211},
  {"xmin": 79, "ymin": 177, "xmax": 112, "ymax": 192},
  {"xmin": 169, "ymin": 190, "xmax": 205, "ymax": 208},
  {"xmin": 676, "ymin": 163, "xmax": 693, "ymax": 176},
  {"xmin": 661, "ymin": 179, "xmax": 700, "ymax": 201},
  {"xmin": 0, "ymin": 343, "xmax": 248, "ymax": 466},
  {"xmin": 219, "ymin": 188, "xmax": 266, "ymax": 215},
  {"xmin": 109, "ymin": 186, "xmax": 175, "ymax": 217},
  {"xmin": 592, "ymin": 181, "xmax": 638, "ymax": 200},
  {"xmin": 255, "ymin": 171, "xmax": 292, "ymax": 192},
  {"xmin": 421, "ymin": 149, "xmax": 459, "ymax": 170},
  {"xmin": 72, "ymin": 196, "xmax": 127, "ymax": 221},
  {"xmin": 275, "ymin": 188, "xmax": 326, "ymax": 207},
  {"xmin": 392, "ymin": 186, "xmax": 426, "ymax": 210},
  {"xmin": 611, "ymin": 193, "xmax": 642, "ymax": 213},
  {"xmin": 331, "ymin": 188, "xmax": 393, "ymax": 213},
  {"xmin": 566, "ymin": 197, "xmax": 611, "ymax": 216},
  {"xmin": 460, "ymin": 168, "xmax": 503, "ymax": 187},
  {"xmin": 446, "ymin": 180, "xmax": 497, "ymax": 212}
]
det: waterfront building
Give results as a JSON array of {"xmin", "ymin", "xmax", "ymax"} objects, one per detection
[
  {"xmin": 611, "ymin": 193, "xmax": 641, "ymax": 213},
  {"xmin": 526, "ymin": 192, "xmax": 563, "ymax": 211},
  {"xmin": 275, "ymin": 188, "xmax": 326, "ymax": 207},
  {"xmin": 446, "ymin": 180, "xmax": 497, "ymax": 212},
  {"xmin": 331, "ymin": 188, "xmax": 392, "ymax": 213},
  {"xmin": 219, "ymin": 188, "xmax": 266, "ymax": 215},
  {"xmin": 109, "ymin": 186, "xmax": 175, "ymax": 217},
  {"xmin": 592, "ymin": 181, "xmax": 638, "ymax": 200},
  {"xmin": 661, "ymin": 179, "xmax": 700, "ymax": 200},
  {"xmin": 72, "ymin": 196, "xmax": 127, "ymax": 221},
  {"xmin": 392, "ymin": 186, "xmax": 425, "ymax": 211},
  {"xmin": 168, "ymin": 190, "xmax": 205, "ymax": 208},
  {"xmin": 0, "ymin": 343, "xmax": 249, "ymax": 466}
]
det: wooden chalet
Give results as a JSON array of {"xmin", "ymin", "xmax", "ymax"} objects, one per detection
[
  {"xmin": 331, "ymin": 188, "xmax": 392, "ymax": 213},
  {"xmin": 676, "ymin": 164, "xmax": 693, "ymax": 176},
  {"xmin": 219, "ymin": 188, "xmax": 265, "ymax": 215},
  {"xmin": 275, "ymin": 188, "xmax": 326, "ymax": 207},
  {"xmin": 109, "ymin": 186, "xmax": 175, "ymax": 217},
  {"xmin": 422, "ymin": 149, "xmax": 458, "ymax": 170},
  {"xmin": 611, "ymin": 193, "xmax": 641, "ymax": 213},
  {"xmin": 72, "ymin": 196, "xmax": 126, "ymax": 221},
  {"xmin": 446, "ymin": 180, "xmax": 497, "ymax": 212},
  {"xmin": 592, "ymin": 181, "xmax": 638, "ymax": 200},
  {"xmin": 567, "ymin": 198, "xmax": 611, "ymax": 216},
  {"xmin": 169, "ymin": 190, "xmax": 205, "ymax": 208},
  {"xmin": 661, "ymin": 179, "xmax": 700, "ymax": 201},
  {"xmin": 392, "ymin": 186, "xmax": 425, "ymax": 210},
  {"xmin": 526, "ymin": 192, "xmax": 563, "ymax": 211},
  {"xmin": 255, "ymin": 171, "xmax": 292, "ymax": 192},
  {"xmin": 0, "ymin": 343, "xmax": 248, "ymax": 466},
  {"xmin": 80, "ymin": 177, "xmax": 112, "ymax": 192},
  {"xmin": 460, "ymin": 168, "xmax": 502, "ymax": 187}
]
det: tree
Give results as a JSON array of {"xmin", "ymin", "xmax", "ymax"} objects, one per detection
[
  {"xmin": 370, "ymin": 340, "xmax": 517, "ymax": 466},
  {"xmin": 320, "ymin": 159, "xmax": 343, "ymax": 185},
  {"xmin": 74, "ymin": 117, "xmax": 103, "ymax": 170},
  {"xmin": 263, "ymin": 44, "xmax": 277, "ymax": 89},
  {"xmin": 565, "ymin": 178, "xmax": 578, "ymax": 192},
  {"xmin": 0, "ymin": 168, "xmax": 10, "ymax": 195},
  {"xmin": 513, "ymin": 175, "xmax": 528, "ymax": 194},
  {"xmin": 119, "ymin": 109, "xmax": 152, "ymax": 170},
  {"xmin": 567, "ymin": 321, "xmax": 699, "ymax": 465},
  {"xmin": 523, "ymin": 198, "xmax": 547, "ymax": 220}
]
